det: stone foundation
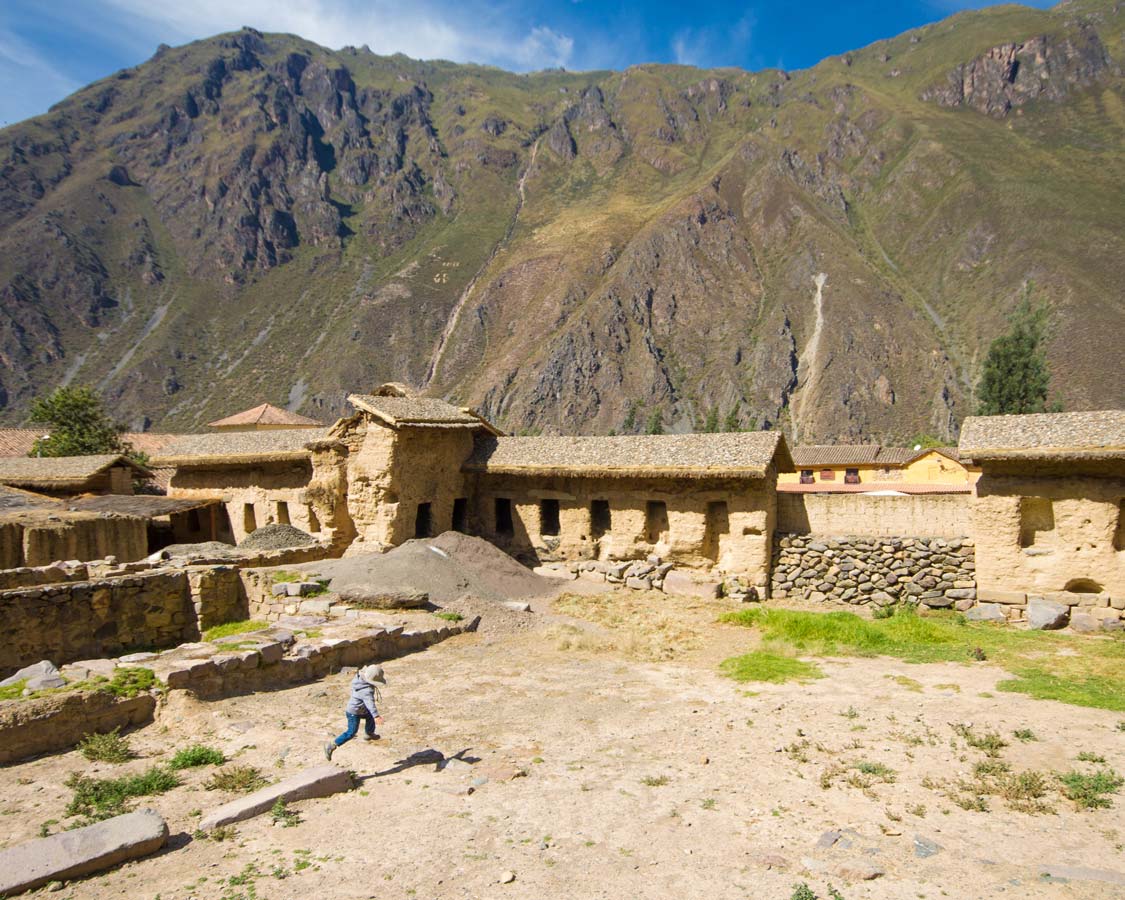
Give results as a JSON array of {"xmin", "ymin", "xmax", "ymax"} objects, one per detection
[{"xmin": 770, "ymin": 534, "xmax": 976, "ymax": 608}]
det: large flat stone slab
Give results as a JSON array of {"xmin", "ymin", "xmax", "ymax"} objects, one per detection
[
  {"xmin": 199, "ymin": 765, "xmax": 353, "ymax": 830},
  {"xmin": 0, "ymin": 809, "xmax": 167, "ymax": 896}
]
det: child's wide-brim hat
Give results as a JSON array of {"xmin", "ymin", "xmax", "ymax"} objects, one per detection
[{"xmin": 359, "ymin": 664, "xmax": 387, "ymax": 685}]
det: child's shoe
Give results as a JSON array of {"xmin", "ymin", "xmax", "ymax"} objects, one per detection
[
  {"xmin": 361, "ymin": 733, "xmax": 379, "ymax": 742},
  {"xmin": 324, "ymin": 741, "xmax": 336, "ymax": 761}
]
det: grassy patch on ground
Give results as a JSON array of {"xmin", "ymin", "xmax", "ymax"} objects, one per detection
[
  {"xmin": 66, "ymin": 767, "xmax": 180, "ymax": 821},
  {"xmin": 433, "ymin": 611, "xmax": 464, "ymax": 622},
  {"xmin": 721, "ymin": 607, "xmax": 1125, "ymax": 711},
  {"xmin": 203, "ymin": 620, "xmax": 269, "ymax": 642},
  {"xmin": 0, "ymin": 679, "xmax": 27, "ymax": 701},
  {"xmin": 271, "ymin": 571, "xmax": 301, "ymax": 584},
  {"xmin": 1, "ymin": 667, "xmax": 159, "ymax": 703},
  {"xmin": 719, "ymin": 651, "xmax": 824, "ymax": 684},
  {"xmin": 78, "ymin": 728, "xmax": 133, "ymax": 763},
  {"xmin": 204, "ymin": 765, "xmax": 268, "ymax": 793},
  {"xmin": 169, "ymin": 744, "xmax": 226, "ymax": 769}
]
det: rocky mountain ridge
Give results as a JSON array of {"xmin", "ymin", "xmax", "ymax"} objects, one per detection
[{"xmin": 0, "ymin": 0, "xmax": 1122, "ymax": 440}]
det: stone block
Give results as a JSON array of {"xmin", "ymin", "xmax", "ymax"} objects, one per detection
[
  {"xmin": 255, "ymin": 641, "xmax": 285, "ymax": 665},
  {"xmin": 532, "ymin": 566, "xmax": 576, "ymax": 581},
  {"xmin": 922, "ymin": 595, "xmax": 954, "ymax": 609},
  {"xmin": 1027, "ymin": 598, "xmax": 1069, "ymax": 631},
  {"xmin": 662, "ymin": 570, "xmax": 721, "ymax": 600},
  {"xmin": 976, "ymin": 588, "xmax": 1026, "ymax": 605},
  {"xmin": 945, "ymin": 588, "xmax": 976, "ymax": 600},
  {"xmin": 199, "ymin": 766, "xmax": 353, "ymax": 831},
  {"xmin": 578, "ymin": 569, "xmax": 605, "ymax": 583},
  {"xmin": 0, "ymin": 809, "xmax": 167, "ymax": 896},
  {"xmin": 965, "ymin": 603, "xmax": 1006, "ymax": 623},
  {"xmin": 1, "ymin": 660, "xmax": 61, "ymax": 688},
  {"xmin": 271, "ymin": 583, "xmax": 289, "ymax": 597},
  {"xmin": 298, "ymin": 599, "xmax": 333, "ymax": 615},
  {"xmin": 626, "ymin": 576, "xmax": 652, "ymax": 591},
  {"xmin": 164, "ymin": 659, "xmax": 218, "ymax": 690}
]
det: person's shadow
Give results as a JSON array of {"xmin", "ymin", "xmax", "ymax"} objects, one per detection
[{"xmin": 356, "ymin": 747, "xmax": 479, "ymax": 783}]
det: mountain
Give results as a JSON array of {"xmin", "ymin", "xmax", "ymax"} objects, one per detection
[{"xmin": 1, "ymin": 0, "xmax": 1122, "ymax": 440}]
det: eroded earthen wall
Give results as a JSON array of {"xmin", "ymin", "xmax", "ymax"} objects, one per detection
[
  {"xmin": 972, "ymin": 473, "xmax": 1125, "ymax": 597},
  {"xmin": 778, "ymin": 492, "xmax": 970, "ymax": 537}
]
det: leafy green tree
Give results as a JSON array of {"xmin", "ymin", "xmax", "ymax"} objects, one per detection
[
  {"xmin": 622, "ymin": 401, "xmax": 639, "ymax": 433},
  {"xmin": 702, "ymin": 407, "xmax": 720, "ymax": 433},
  {"xmin": 646, "ymin": 408, "xmax": 664, "ymax": 435},
  {"xmin": 28, "ymin": 386, "xmax": 131, "ymax": 458},
  {"xmin": 910, "ymin": 433, "xmax": 946, "ymax": 449},
  {"xmin": 723, "ymin": 405, "xmax": 742, "ymax": 432},
  {"xmin": 976, "ymin": 294, "xmax": 1053, "ymax": 416}
]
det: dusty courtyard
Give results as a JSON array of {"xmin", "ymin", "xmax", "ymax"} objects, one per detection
[{"xmin": 2, "ymin": 592, "xmax": 1123, "ymax": 900}]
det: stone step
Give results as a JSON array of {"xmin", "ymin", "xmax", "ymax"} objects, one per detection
[{"xmin": 199, "ymin": 766, "xmax": 354, "ymax": 831}]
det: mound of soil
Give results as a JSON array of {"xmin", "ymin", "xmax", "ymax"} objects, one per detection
[
  {"xmin": 238, "ymin": 524, "xmax": 316, "ymax": 551},
  {"xmin": 158, "ymin": 541, "xmax": 242, "ymax": 559},
  {"xmin": 308, "ymin": 532, "xmax": 552, "ymax": 607}
]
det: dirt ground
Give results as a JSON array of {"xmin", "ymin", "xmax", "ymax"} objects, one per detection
[{"xmin": 3, "ymin": 591, "xmax": 1124, "ymax": 900}]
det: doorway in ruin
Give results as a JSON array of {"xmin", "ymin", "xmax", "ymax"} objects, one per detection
[
  {"xmin": 645, "ymin": 500, "xmax": 669, "ymax": 544},
  {"xmin": 590, "ymin": 499, "xmax": 611, "ymax": 540},
  {"xmin": 452, "ymin": 497, "xmax": 468, "ymax": 533},
  {"xmin": 495, "ymin": 498, "xmax": 514, "ymax": 536},
  {"xmin": 703, "ymin": 500, "xmax": 730, "ymax": 562},
  {"xmin": 243, "ymin": 503, "xmax": 257, "ymax": 535},
  {"xmin": 540, "ymin": 499, "xmax": 561, "ymax": 536},
  {"xmin": 415, "ymin": 502, "xmax": 433, "ymax": 538}
]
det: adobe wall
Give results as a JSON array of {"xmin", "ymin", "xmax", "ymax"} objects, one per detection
[
  {"xmin": 778, "ymin": 492, "xmax": 971, "ymax": 538},
  {"xmin": 467, "ymin": 471, "xmax": 777, "ymax": 587},
  {"xmin": 972, "ymin": 473, "xmax": 1125, "ymax": 598},
  {"xmin": 0, "ymin": 516, "xmax": 149, "ymax": 568},
  {"xmin": 343, "ymin": 420, "xmax": 475, "ymax": 547},
  {"xmin": 168, "ymin": 460, "xmax": 322, "ymax": 544}
]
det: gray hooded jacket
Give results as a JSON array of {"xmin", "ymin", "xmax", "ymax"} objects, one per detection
[{"xmin": 345, "ymin": 673, "xmax": 380, "ymax": 718}]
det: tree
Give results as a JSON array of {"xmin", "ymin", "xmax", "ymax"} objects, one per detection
[
  {"xmin": 723, "ymin": 405, "xmax": 742, "ymax": 433},
  {"xmin": 701, "ymin": 407, "xmax": 720, "ymax": 433},
  {"xmin": 646, "ymin": 408, "xmax": 664, "ymax": 435},
  {"xmin": 976, "ymin": 293, "xmax": 1053, "ymax": 416},
  {"xmin": 622, "ymin": 401, "xmax": 639, "ymax": 433},
  {"xmin": 28, "ymin": 385, "xmax": 130, "ymax": 458}
]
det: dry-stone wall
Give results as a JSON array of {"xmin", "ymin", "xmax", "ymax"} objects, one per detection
[{"xmin": 771, "ymin": 534, "xmax": 976, "ymax": 608}]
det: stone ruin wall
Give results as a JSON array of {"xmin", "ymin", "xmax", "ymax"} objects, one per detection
[
  {"xmin": 467, "ymin": 472, "xmax": 776, "ymax": 589},
  {"xmin": 777, "ymin": 492, "xmax": 971, "ymax": 538},
  {"xmin": 771, "ymin": 534, "xmax": 977, "ymax": 609}
]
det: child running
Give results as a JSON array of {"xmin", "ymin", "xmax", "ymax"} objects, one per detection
[{"xmin": 325, "ymin": 664, "xmax": 386, "ymax": 760}]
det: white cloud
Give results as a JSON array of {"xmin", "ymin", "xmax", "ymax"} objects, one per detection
[
  {"xmin": 0, "ymin": 27, "xmax": 82, "ymax": 125},
  {"xmin": 671, "ymin": 14, "xmax": 753, "ymax": 69},
  {"xmin": 102, "ymin": 0, "xmax": 575, "ymax": 71}
]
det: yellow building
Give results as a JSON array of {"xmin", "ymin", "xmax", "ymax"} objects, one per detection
[{"xmin": 778, "ymin": 445, "xmax": 978, "ymax": 488}]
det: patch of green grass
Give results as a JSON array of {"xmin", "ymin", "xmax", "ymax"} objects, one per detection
[
  {"xmin": 78, "ymin": 728, "xmax": 133, "ymax": 763},
  {"xmin": 721, "ymin": 607, "xmax": 1125, "ymax": 711},
  {"xmin": 65, "ymin": 767, "xmax": 180, "ymax": 820},
  {"xmin": 3, "ymin": 667, "xmax": 159, "ymax": 704},
  {"xmin": 1058, "ymin": 769, "xmax": 1124, "ymax": 810},
  {"xmin": 433, "ymin": 611, "xmax": 464, "ymax": 622},
  {"xmin": 271, "ymin": 571, "xmax": 301, "ymax": 583},
  {"xmin": 203, "ymin": 620, "xmax": 268, "ymax": 642},
  {"xmin": 1076, "ymin": 751, "xmax": 1106, "ymax": 764},
  {"xmin": 887, "ymin": 674, "xmax": 923, "ymax": 692},
  {"xmin": 204, "ymin": 765, "xmax": 268, "ymax": 793},
  {"xmin": 169, "ymin": 745, "xmax": 226, "ymax": 769},
  {"xmin": 700, "ymin": 798, "xmax": 717, "ymax": 810},
  {"xmin": 855, "ymin": 761, "xmax": 897, "ymax": 781},
  {"xmin": 640, "ymin": 775, "xmax": 670, "ymax": 787},
  {"xmin": 0, "ymin": 679, "xmax": 27, "ymax": 701},
  {"xmin": 1013, "ymin": 728, "xmax": 1038, "ymax": 742},
  {"xmin": 271, "ymin": 799, "xmax": 301, "ymax": 827},
  {"xmin": 952, "ymin": 723, "xmax": 1008, "ymax": 758},
  {"xmin": 719, "ymin": 650, "xmax": 824, "ymax": 684}
]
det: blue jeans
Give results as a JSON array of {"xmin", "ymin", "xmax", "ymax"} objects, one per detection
[{"xmin": 334, "ymin": 712, "xmax": 375, "ymax": 747}]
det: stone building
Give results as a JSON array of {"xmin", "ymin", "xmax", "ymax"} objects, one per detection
[
  {"xmin": 960, "ymin": 410, "xmax": 1124, "ymax": 600},
  {"xmin": 0, "ymin": 454, "xmax": 152, "ymax": 497},
  {"xmin": 462, "ymin": 432, "xmax": 793, "ymax": 588},
  {"xmin": 779, "ymin": 444, "xmax": 977, "ymax": 488}
]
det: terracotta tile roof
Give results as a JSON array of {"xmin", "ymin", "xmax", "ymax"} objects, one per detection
[
  {"xmin": 348, "ymin": 394, "xmax": 501, "ymax": 432},
  {"xmin": 959, "ymin": 410, "xmax": 1125, "ymax": 462},
  {"xmin": 778, "ymin": 481, "xmax": 971, "ymax": 494},
  {"xmin": 151, "ymin": 428, "xmax": 329, "ymax": 466},
  {"xmin": 0, "ymin": 454, "xmax": 152, "ymax": 490},
  {"xmin": 791, "ymin": 445, "xmax": 883, "ymax": 467},
  {"xmin": 208, "ymin": 403, "xmax": 323, "ymax": 428},
  {"xmin": 0, "ymin": 429, "xmax": 42, "ymax": 457},
  {"xmin": 465, "ymin": 432, "xmax": 792, "ymax": 479}
]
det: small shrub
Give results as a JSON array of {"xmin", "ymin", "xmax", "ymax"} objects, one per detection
[
  {"xmin": 700, "ymin": 798, "xmax": 717, "ymax": 810},
  {"xmin": 854, "ymin": 761, "xmax": 896, "ymax": 782},
  {"xmin": 77, "ymin": 728, "xmax": 133, "ymax": 763},
  {"xmin": 1076, "ymin": 751, "xmax": 1106, "ymax": 764},
  {"xmin": 1013, "ymin": 728, "xmax": 1038, "ymax": 742},
  {"xmin": 952, "ymin": 723, "xmax": 1008, "ymax": 757},
  {"xmin": 271, "ymin": 798, "xmax": 301, "ymax": 827},
  {"xmin": 791, "ymin": 884, "xmax": 818, "ymax": 900},
  {"xmin": 170, "ymin": 745, "xmax": 226, "ymax": 769},
  {"xmin": 840, "ymin": 705, "xmax": 859, "ymax": 719},
  {"xmin": 434, "ymin": 611, "xmax": 463, "ymax": 622},
  {"xmin": 66, "ymin": 767, "xmax": 179, "ymax": 820},
  {"xmin": 204, "ymin": 765, "xmax": 268, "ymax": 793},
  {"xmin": 640, "ymin": 775, "xmax": 670, "ymax": 787},
  {"xmin": 1058, "ymin": 769, "xmax": 1124, "ymax": 810}
]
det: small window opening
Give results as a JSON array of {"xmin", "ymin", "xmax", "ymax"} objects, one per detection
[
  {"xmin": 414, "ymin": 502, "xmax": 432, "ymax": 539},
  {"xmin": 452, "ymin": 497, "xmax": 468, "ymax": 532},
  {"xmin": 276, "ymin": 501, "xmax": 290, "ymax": 525},
  {"xmin": 844, "ymin": 468, "xmax": 860, "ymax": 485},
  {"xmin": 540, "ymin": 499, "xmax": 560, "ymax": 536},
  {"xmin": 1019, "ymin": 497, "xmax": 1055, "ymax": 547},
  {"xmin": 590, "ymin": 500, "xmax": 611, "ymax": 539},
  {"xmin": 307, "ymin": 505, "xmax": 321, "ymax": 533},
  {"xmin": 645, "ymin": 500, "xmax": 669, "ymax": 544},
  {"xmin": 799, "ymin": 469, "xmax": 814, "ymax": 484},
  {"xmin": 495, "ymin": 498, "xmax": 514, "ymax": 536},
  {"xmin": 820, "ymin": 469, "xmax": 835, "ymax": 481},
  {"xmin": 704, "ymin": 500, "xmax": 730, "ymax": 561},
  {"xmin": 243, "ymin": 503, "xmax": 257, "ymax": 535}
]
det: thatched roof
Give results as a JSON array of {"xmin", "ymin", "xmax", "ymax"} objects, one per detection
[
  {"xmin": 208, "ymin": 403, "xmax": 322, "ymax": 428},
  {"xmin": 151, "ymin": 428, "xmax": 329, "ymax": 467},
  {"xmin": 348, "ymin": 394, "xmax": 503, "ymax": 434},
  {"xmin": 959, "ymin": 410, "xmax": 1125, "ymax": 462},
  {"xmin": 64, "ymin": 494, "xmax": 220, "ymax": 518},
  {"xmin": 464, "ymin": 432, "xmax": 793, "ymax": 479},
  {"xmin": 0, "ymin": 484, "xmax": 59, "ymax": 514},
  {"xmin": 0, "ymin": 454, "xmax": 152, "ymax": 490}
]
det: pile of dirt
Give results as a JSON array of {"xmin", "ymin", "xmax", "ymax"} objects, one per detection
[
  {"xmin": 238, "ymin": 524, "xmax": 317, "ymax": 550},
  {"xmin": 157, "ymin": 541, "xmax": 242, "ymax": 560},
  {"xmin": 307, "ymin": 531, "xmax": 553, "ymax": 607}
]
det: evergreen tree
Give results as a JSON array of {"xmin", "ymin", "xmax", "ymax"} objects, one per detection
[
  {"xmin": 622, "ymin": 401, "xmax": 638, "ymax": 433},
  {"xmin": 702, "ymin": 406, "xmax": 720, "ymax": 433},
  {"xmin": 28, "ymin": 386, "xmax": 129, "ymax": 457},
  {"xmin": 723, "ymin": 405, "xmax": 742, "ymax": 432},
  {"xmin": 646, "ymin": 408, "xmax": 664, "ymax": 435},
  {"xmin": 976, "ymin": 293, "xmax": 1053, "ymax": 416}
]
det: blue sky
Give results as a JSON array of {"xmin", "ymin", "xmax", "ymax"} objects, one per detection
[{"xmin": 1, "ymin": 1, "xmax": 1057, "ymax": 126}]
